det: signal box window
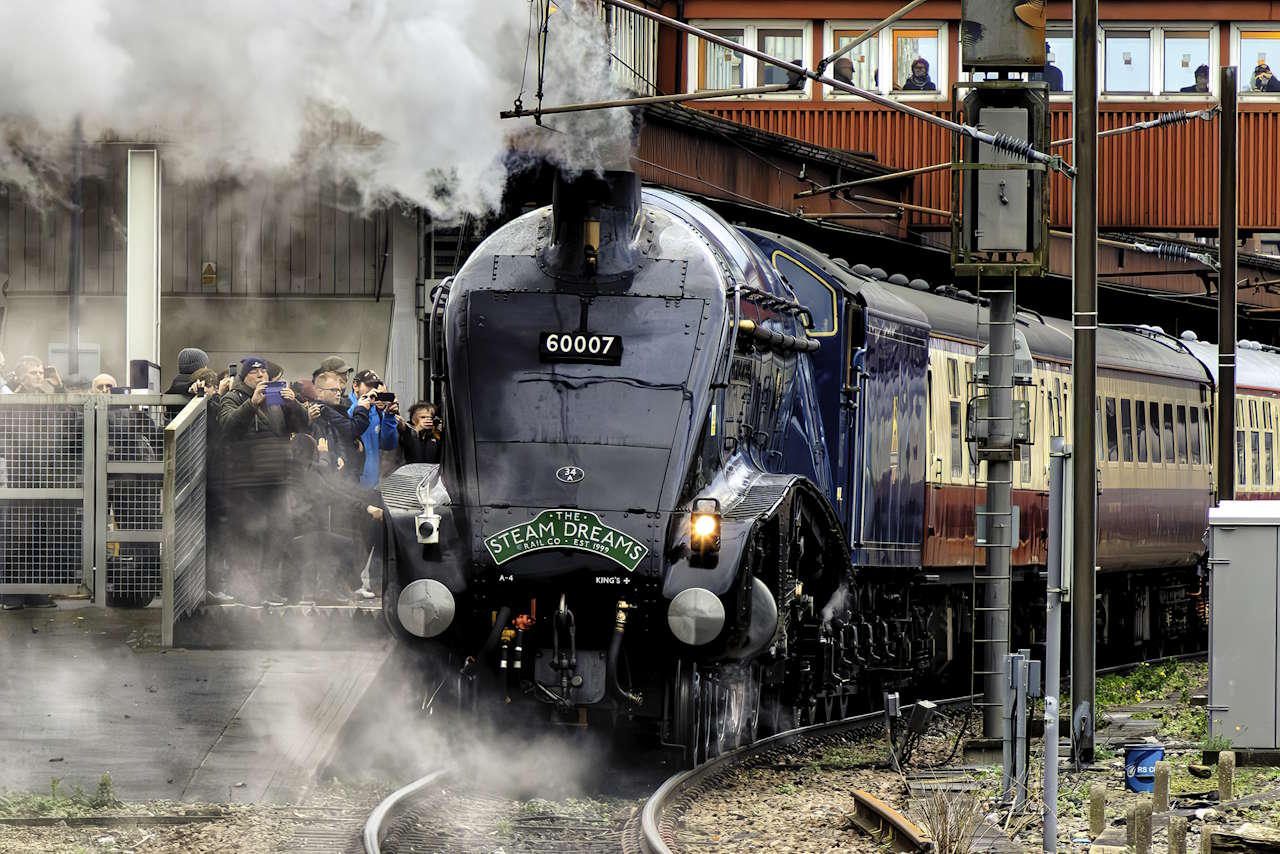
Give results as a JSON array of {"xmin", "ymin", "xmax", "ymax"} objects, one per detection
[
  {"xmin": 758, "ymin": 28, "xmax": 804, "ymax": 85},
  {"xmin": 893, "ymin": 28, "xmax": 939, "ymax": 91},
  {"xmin": 831, "ymin": 29, "xmax": 878, "ymax": 90},
  {"xmin": 699, "ymin": 29, "xmax": 745, "ymax": 90},
  {"xmin": 1165, "ymin": 31, "xmax": 1211, "ymax": 94},
  {"xmin": 1241, "ymin": 32, "xmax": 1280, "ymax": 93},
  {"xmin": 1031, "ymin": 33, "xmax": 1072, "ymax": 93},
  {"xmin": 1104, "ymin": 30, "xmax": 1151, "ymax": 94}
]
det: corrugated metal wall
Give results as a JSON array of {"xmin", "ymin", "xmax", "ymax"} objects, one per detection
[
  {"xmin": 1, "ymin": 147, "xmax": 386, "ymax": 295},
  {"xmin": 701, "ymin": 102, "xmax": 1266, "ymax": 232}
]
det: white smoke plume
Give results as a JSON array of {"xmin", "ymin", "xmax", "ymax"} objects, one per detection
[{"xmin": 0, "ymin": 0, "xmax": 635, "ymax": 218}]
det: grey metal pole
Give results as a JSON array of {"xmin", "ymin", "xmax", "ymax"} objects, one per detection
[
  {"xmin": 1044, "ymin": 437, "xmax": 1068, "ymax": 852},
  {"xmin": 1015, "ymin": 653, "xmax": 1030, "ymax": 810},
  {"xmin": 1218, "ymin": 67, "xmax": 1238, "ymax": 502},
  {"xmin": 67, "ymin": 116, "xmax": 83, "ymax": 379},
  {"xmin": 982, "ymin": 274, "xmax": 1015, "ymax": 740},
  {"xmin": 1071, "ymin": 0, "xmax": 1099, "ymax": 768}
]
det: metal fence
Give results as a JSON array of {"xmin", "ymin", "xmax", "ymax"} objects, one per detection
[
  {"xmin": 161, "ymin": 398, "xmax": 207, "ymax": 646},
  {"xmin": 0, "ymin": 393, "xmax": 199, "ymax": 611},
  {"xmin": 0, "ymin": 396, "xmax": 95, "ymax": 595}
]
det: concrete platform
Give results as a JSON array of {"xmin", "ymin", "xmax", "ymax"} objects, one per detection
[{"xmin": 0, "ymin": 603, "xmax": 390, "ymax": 804}]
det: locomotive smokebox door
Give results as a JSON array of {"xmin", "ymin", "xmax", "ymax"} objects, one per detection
[{"xmin": 960, "ymin": 0, "xmax": 1046, "ymax": 71}]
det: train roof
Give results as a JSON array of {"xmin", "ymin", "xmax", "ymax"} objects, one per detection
[
  {"xmin": 741, "ymin": 230, "xmax": 1212, "ymax": 385},
  {"xmin": 1181, "ymin": 337, "xmax": 1280, "ymax": 393}
]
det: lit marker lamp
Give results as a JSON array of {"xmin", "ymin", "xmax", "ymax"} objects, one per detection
[{"xmin": 690, "ymin": 497, "xmax": 721, "ymax": 555}]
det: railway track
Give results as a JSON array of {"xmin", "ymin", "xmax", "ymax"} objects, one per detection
[{"xmin": 634, "ymin": 698, "xmax": 973, "ymax": 854}]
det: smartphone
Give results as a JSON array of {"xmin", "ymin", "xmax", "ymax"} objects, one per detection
[
  {"xmin": 228, "ymin": 363, "xmax": 239, "ymax": 377},
  {"xmin": 375, "ymin": 391, "xmax": 396, "ymax": 403},
  {"xmin": 263, "ymin": 380, "xmax": 287, "ymax": 406}
]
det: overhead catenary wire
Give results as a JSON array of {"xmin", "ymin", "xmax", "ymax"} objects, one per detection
[
  {"xmin": 795, "ymin": 108, "xmax": 1218, "ymax": 198},
  {"xmin": 548, "ymin": 0, "xmax": 1074, "ymax": 177}
]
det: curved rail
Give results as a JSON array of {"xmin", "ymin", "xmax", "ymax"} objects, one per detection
[
  {"xmin": 362, "ymin": 766, "xmax": 453, "ymax": 854},
  {"xmin": 639, "ymin": 695, "xmax": 973, "ymax": 854}
]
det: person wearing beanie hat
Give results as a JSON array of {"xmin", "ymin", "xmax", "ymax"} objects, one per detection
[
  {"xmin": 164, "ymin": 347, "xmax": 212, "ymax": 399},
  {"xmin": 901, "ymin": 56, "xmax": 936, "ymax": 91}
]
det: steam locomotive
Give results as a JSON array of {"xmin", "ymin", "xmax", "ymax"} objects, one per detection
[{"xmin": 379, "ymin": 169, "xmax": 1219, "ymax": 761}]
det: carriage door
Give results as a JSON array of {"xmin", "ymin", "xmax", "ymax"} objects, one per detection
[{"xmin": 837, "ymin": 302, "xmax": 866, "ymax": 536}]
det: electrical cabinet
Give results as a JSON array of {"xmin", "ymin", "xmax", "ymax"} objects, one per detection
[{"xmin": 1208, "ymin": 501, "xmax": 1280, "ymax": 749}]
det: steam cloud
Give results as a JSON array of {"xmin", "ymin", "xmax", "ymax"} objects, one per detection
[{"xmin": 0, "ymin": 0, "xmax": 636, "ymax": 218}]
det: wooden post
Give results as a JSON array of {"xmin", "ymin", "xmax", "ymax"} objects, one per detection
[
  {"xmin": 1169, "ymin": 815, "xmax": 1188, "ymax": 854},
  {"xmin": 1219, "ymin": 750, "xmax": 1236, "ymax": 803},
  {"xmin": 1090, "ymin": 783, "xmax": 1107, "ymax": 837},
  {"xmin": 1155, "ymin": 760, "xmax": 1171, "ymax": 812},
  {"xmin": 1136, "ymin": 796, "xmax": 1153, "ymax": 854}
]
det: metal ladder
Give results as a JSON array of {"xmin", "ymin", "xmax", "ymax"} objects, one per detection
[{"xmin": 968, "ymin": 273, "xmax": 1017, "ymax": 723}]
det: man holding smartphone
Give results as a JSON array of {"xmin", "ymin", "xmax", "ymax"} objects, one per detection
[{"xmin": 347, "ymin": 370, "xmax": 398, "ymax": 489}]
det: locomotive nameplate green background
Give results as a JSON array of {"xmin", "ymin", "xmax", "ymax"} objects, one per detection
[{"xmin": 485, "ymin": 509, "xmax": 649, "ymax": 571}]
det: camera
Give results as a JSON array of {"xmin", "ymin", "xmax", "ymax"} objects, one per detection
[{"xmin": 375, "ymin": 391, "xmax": 396, "ymax": 403}]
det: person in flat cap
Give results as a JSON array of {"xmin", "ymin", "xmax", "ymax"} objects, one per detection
[
  {"xmin": 901, "ymin": 56, "xmax": 936, "ymax": 91},
  {"xmin": 1180, "ymin": 64, "xmax": 1210, "ymax": 93},
  {"xmin": 1254, "ymin": 63, "xmax": 1280, "ymax": 92}
]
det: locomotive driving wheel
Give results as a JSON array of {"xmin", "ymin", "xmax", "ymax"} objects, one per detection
[{"xmin": 670, "ymin": 662, "xmax": 763, "ymax": 765}]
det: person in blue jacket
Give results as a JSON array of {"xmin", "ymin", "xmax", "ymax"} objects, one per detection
[{"xmin": 347, "ymin": 369, "xmax": 398, "ymax": 488}]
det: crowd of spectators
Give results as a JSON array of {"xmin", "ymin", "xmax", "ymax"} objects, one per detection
[{"xmin": 0, "ymin": 347, "xmax": 444, "ymax": 610}]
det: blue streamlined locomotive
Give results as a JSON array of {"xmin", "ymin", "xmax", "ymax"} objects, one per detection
[{"xmin": 380, "ymin": 169, "xmax": 1213, "ymax": 761}]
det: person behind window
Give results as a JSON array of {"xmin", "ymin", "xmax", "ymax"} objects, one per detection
[
  {"xmin": 1181, "ymin": 64, "xmax": 1210, "ymax": 93},
  {"xmin": 833, "ymin": 56, "xmax": 854, "ymax": 85},
  {"xmin": 91, "ymin": 374, "xmax": 116, "ymax": 394},
  {"xmin": 902, "ymin": 57, "xmax": 936, "ymax": 91},
  {"xmin": 1254, "ymin": 63, "xmax": 1280, "ymax": 92},
  {"xmin": 1030, "ymin": 42, "xmax": 1063, "ymax": 92}
]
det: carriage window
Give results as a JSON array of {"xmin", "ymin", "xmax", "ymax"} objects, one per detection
[
  {"xmin": 1175, "ymin": 405, "xmax": 1189, "ymax": 464},
  {"xmin": 1148, "ymin": 402, "xmax": 1162, "ymax": 463},
  {"xmin": 1249, "ymin": 400, "xmax": 1258, "ymax": 429},
  {"xmin": 1020, "ymin": 442, "xmax": 1031, "ymax": 483},
  {"xmin": 1267, "ymin": 432, "xmax": 1275, "ymax": 487},
  {"xmin": 1120, "ymin": 399, "xmax": 1134, "ymax": 462},
  {"xmin": 1252, "ymin": 431, "xmax": 1262, "ymax": 485},
  {"xmin": 1136, "ymin": 400, "xmax": 1149, "ymax": 462},
  {"xmin": 1162, "ymin": 403, "xmax": 1176, "ymax": 462},
  {"xmin": 1105, "ymin": 397, "xmax": 1119, "ymax": 462},
  {"xmin": 947, "ymin": 358, "xmax": 958, "ymax": 397},
  {"xmin": 1096, "ymin": 397, "xmax": 1104, "ymax": 461},
  {"xmin": 1189, "ymin": 406, "xmax": 1202, "ymax": 465},
  {"xmin": 950, "ymin": 401, "xmax": 963, "ymax": 478},
  {"xmin": 1204, "ymin": 406, "xmax": 1212, "ymax": 457},
  {"xmin": 1238, "ymin": 429, "xmax": 1247, "ymax": 486}
]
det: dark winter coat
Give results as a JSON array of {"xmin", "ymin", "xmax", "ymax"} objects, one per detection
[
  {"xmin": 901, "ymin": 74, "xmax": 936, "ymax": 91},
  {"xmin": 213, "ymin": 380, "xmax": 309, "ymax": 489},
  {"xmin": 398, "ymin": 422, "xmax": 442, "ymax": 464},
  {"xmin": 311, "ymin": 401, "xmax": 371, "ymax": 481}
]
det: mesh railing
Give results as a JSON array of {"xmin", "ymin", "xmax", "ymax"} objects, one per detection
[
  {"xmin": 0, "ymin": 396, "xmax": 93, "ymax": 594},
  {"xmin": 162, "ymin": 399, "xmax": 208, "ymax": 646}
]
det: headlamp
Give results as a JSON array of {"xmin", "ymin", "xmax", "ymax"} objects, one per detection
[{"xmin": 690, "ymin": 497, "xmax": 721, "ymax": 555}]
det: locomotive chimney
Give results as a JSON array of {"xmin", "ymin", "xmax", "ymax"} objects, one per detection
[{"xmin": 541, "ymin": 169, "xmax": 641, "ymax": 280}]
